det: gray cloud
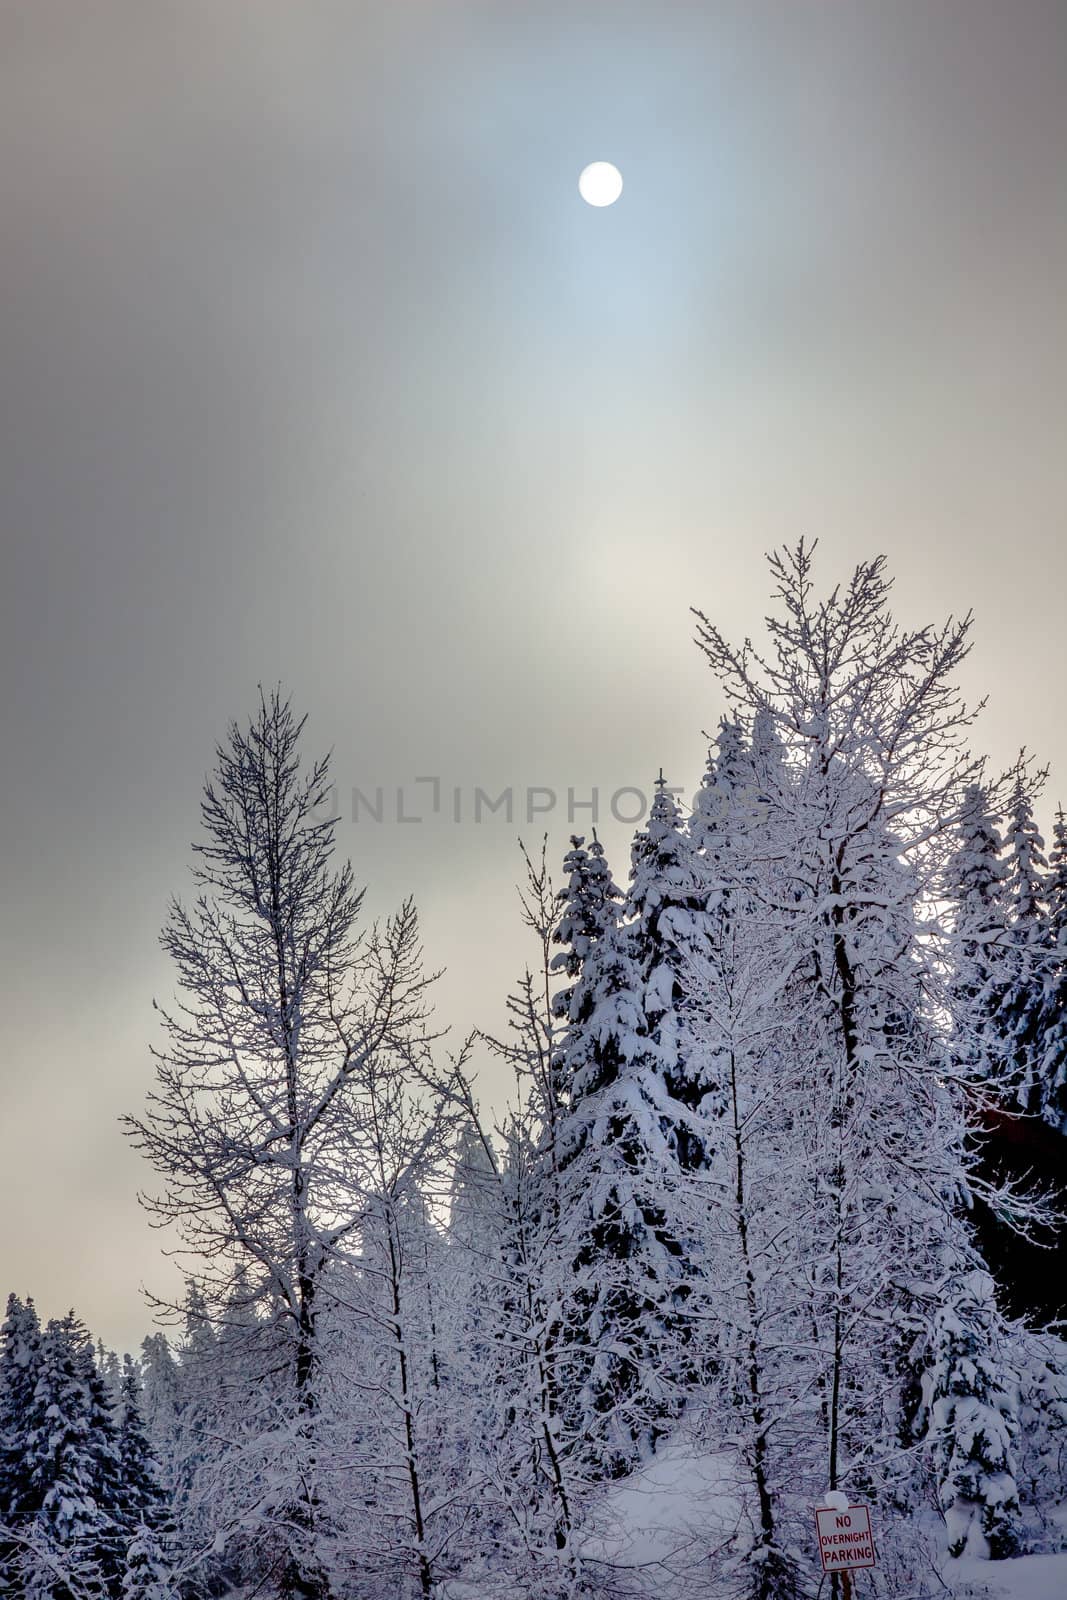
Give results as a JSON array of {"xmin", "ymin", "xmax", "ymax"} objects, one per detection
[{"xmin": 1, "ymin": 0, "xmax": 1065, "ymax": 1353}]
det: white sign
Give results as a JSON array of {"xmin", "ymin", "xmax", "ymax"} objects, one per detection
[{"xmin": 815, "ymin": 1504, "xmax": 877, "ymax": 1571}]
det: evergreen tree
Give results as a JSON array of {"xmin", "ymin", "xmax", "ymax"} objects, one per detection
[
  {"xmin": 629, "ymin": 774, "xmax": 723, "ymax": 1172},
  {"xmin": 0, "ymin": 1294, "xmax": 44, "ymax": 1591},
  {"xmin": 947, "ymin": 782, "xmax": 1067, "ymax": 1323},
  {"xmin": 21, "ymin": 1315, "xmax": 115, "ymax": 1599},
  {"xmin": 121, "ymin": 1523, "xmax": 178, "ymax": 1600},
  {"xmin": 0, "ymin": 1294, "xmax": 43, "ymax": 1524},
  {"xmin": 1034, "ymin": 806, "xmax": 1067, "ymax": 1132},
  {"xmin": 136, "ymin": 1338, "xmax": 180, "ymax": 1492},
  {"xmin": 690, "ymin": 718, "xmax": 752, "ymax": 859},
  {"xmin": 444, "ymin": 1123, "xmax": 502, "ymax": 1412},
  {"xmin": 994, "ymin": 776, "xmax": 1050, "ymax": 1109},
  {"xmin": 163, "ymin": 1283, "xmax": 220, "ymax": 1567},
  {"xmin": 79, "ymin": 1333, "xmax": 125, "ymax": 1543},
  {"xmin": 117, "ymin": 1358, "xmax": 165, "ymax": 1534},
  {"xmin": 96, "ymin": 1344, "xmax": 123, "ymax": 1409},
  {"xmin": 549, "ymin": 833, "xmax": 623, "ymax": 1110},
  {"xmin": 946, "ymin": 784, "xmax": 1010, "ymax": 1085},
  {"xmin": 1012, "ymin": 1327, "xmax": 1067, "ymax": 1515},
  {"xmin": 550, "ymin": 815, "xmax": 699, "ymax": 1478},
  {"xmin": 925, "ymin": 1268, "xmax": 1021, "ymax": 1560}
]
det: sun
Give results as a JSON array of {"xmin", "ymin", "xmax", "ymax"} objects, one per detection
[{"xmin": 578, "ymin": 162, "xmax": 623, "ymax": 207}]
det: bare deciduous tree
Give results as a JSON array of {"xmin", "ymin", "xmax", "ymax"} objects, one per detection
[{"xmin": 124, "ymin": 690, "xmax": 437, "ymax": 1598}]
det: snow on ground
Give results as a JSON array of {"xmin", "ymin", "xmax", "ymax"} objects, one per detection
[
  {"xmin": 581, "ymin": 1441, "xmax": 1067, "ymax": 1600},
  {"xmin": 580, "ymin": 1440, "xmax": 745, "ymax": 1574},
  {"xmin": 944, "ymin": 1550, "xmax": 1067, "ymax": 1600}
]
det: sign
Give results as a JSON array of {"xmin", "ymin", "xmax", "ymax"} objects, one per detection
[{"xmin": 814, "ymin": 1504, "xmax": 877, "ymax": 1572}]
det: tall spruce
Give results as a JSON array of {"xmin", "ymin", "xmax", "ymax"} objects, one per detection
[
  {"xmin": 117, "ymin": 1358, "xmax": 165, "ymax": 1535},
  {"xmin": 21, "ymin": 1315, "xmax": 115, "ymax": 1599},
  {"xmin": 0, "ymin": 1294, "xmax": 43, "ymax": 1589},
  {"xmin": 924, "ymin": 1267, "xmax": 1021, "ymax": 1560},
  {"xmin": 629, "ymin": 775, "xmax": 723, "ymax": 1172},
  {"xmin": 994, "ymin": 776, "xmax": 1050, "ymax": 1109},
  {"xmin": 550, "ymin": 812, "xmax": 697, "ymax": 1477}
]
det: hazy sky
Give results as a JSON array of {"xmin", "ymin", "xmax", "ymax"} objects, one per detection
[{"xmin": 1, "ymin": 0, "xmax": 1065, "ymax": 1355}]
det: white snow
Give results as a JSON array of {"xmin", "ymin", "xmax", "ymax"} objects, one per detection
[
  {"xmin": 946, "ymin": 1550, "xmax": 1067, "ymax": 1600},
  {"xmin": 580, "ymin": 1441, "xmax": 745, "ymax": 1572}
]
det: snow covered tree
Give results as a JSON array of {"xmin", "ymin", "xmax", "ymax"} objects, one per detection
[
  {"xmin": 0, "ymin": 1293, "xmax": 43, "ymax": 1588},
  {"xmin": 471, "ymin": 843, "xmax": 598, "ymax": 1585},
  {"xmin": 1011, "ymin": 1327, "xmax": 1067, "ymax": 1517},
  {"xmin": 946, "ymin": 784, "xmax": 1010, "ymax": 1085},
  {"xmin": 116, "ymin": 1358, "xmax": 165, "ymax": 1535},
  {"xmin": 681, "ymin": 729, "xmax": 814, "ymax": 1600},
  {"xmin": 147, "ymin": 1284, "xmax": 221, "ymax": 1580},
  {"xmin": 440, "ymin": 1121, "xmax": 502, "ymax": 1428},
  {"xmin": 685, "ymin": 927, "xmax": 806, "ymax": 1597},
  {"xmin": 123, "ymin": 690, "xmax": 439, "ymax": 1598},
  {"xmin": 925, "ymin": 1268, "xmax": 1021, "ymax": 1560},
  {"xmin": 96, "ymin": 1346, "xmax": 122, "ymax": 1409},
  {"xmin": 550, "ymin": 833, "xmax": 621, "ymax": 1090},
  {"xmin": 120, "ymin": 1523, "xmax": 178, "ymax": 1600},
  {"xmin": 550, "ymin": 812, "xmax": 701, "ymax": 1480},
  {"xmin": 628, "ymin": 775, "xmax": 723, "ymax": 1174},
  {"xmin": 991, "ymin": 775, "xmax": 1050, "ymax": 1109},
  {"xmin": 1029, "ymin": 805, "xmax": 1067, "ymax": 1133},
  {"xmin": 692, "ymin": 543, "xmax": 1027, "ymax": 1556},
  {"xmin": 77, "ymin": 1332, "xmax": 127, "ymax": 1592},
  {"xmin": 945, "ymin": 780, "xmax": 1067, "ymax": 1324},
  {"xmin": 19, "ymin": 1315, "xmax": 117, "ymax": 1599},
  {"xmin": 136, "ymin": 1338, "xmax": 179, "ymax": 1494},
  {"xmin": 342, "ymin": 1204, "xmax": 442, "ymax": 1599}
]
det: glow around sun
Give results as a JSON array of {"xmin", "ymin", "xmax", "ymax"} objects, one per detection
[{"xmin": 578, "ymin": 162, "xmax": 623, "ymax": 207}]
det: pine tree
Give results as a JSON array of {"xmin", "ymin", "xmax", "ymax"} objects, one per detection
[
  {"xmin": 96, "ymin": 1344, "xmax": 123, "ymax": 1409},
  {"xmin": 163, "ymin": 1283, "xmax": 220, "ymax": 1568},
  {"xmin": 0, "ymin": 1294, "xmax": 44, "ymax": 1591},
  {"xmin": 994, "ymin": 775, "xmax": 1050, "ymax": 1109},
  {"xmin": 550, "ymin": 814, "xmax": 697, "ymax": 1478},
  {"xmin": 1012, "ymin": 1326, "xmax": 1067, "ymax": 1515},
  {"xmin": 117, "ymin": 1358, "xmax": 165, "ymax": 1535},
  {"xmin": 79, "ymin": 1333, "xmax": 125, "ymax": 1582},
  {"xmin": 629, "ymin": 774, "xmax": 723, "ymax": 1173},
  {"xmin": 947, "ymin": 784, "xmax": 1010, "ymax": 1084},
  {"xmin": 926, "ymin": 1268, "xmax": 1021, "ymax": 1560},
  {"xmin": 444, "ymin": 1123, "xmax": 502, "ymax": 1410},
  {"xmin": 335, "ymin": 1162, "xmax": 465, "ymax": 1600},
  {"xmin": 21, "ymin": 1315, "xmax": 115, "ymax": 1599},
  {"xmin": 120, "ymin": 1523, "xmax": 178, "ymax": 1600},
  {"xmin": 136, "ymin": 1338, "xmax": 179, "ymax": 1492},
  {"xmin": 690, "ymin": 718, "xmax": 752, "ymax": 860},
  {"xmin": 0, "ymin": 1294, "xmax": 42, "ymax": 1523},
  {"xmin": 1034, "ymin": 806, "xmax": 1067, "ymax": 1132},
  {"xmin": 549, "ymin": 833, "xmax": 623, "ymax": 1111}
]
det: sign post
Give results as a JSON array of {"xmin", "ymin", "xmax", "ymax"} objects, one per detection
[{"xmin": 814, "ymin": 1498, "xmax": 876, "ymax": 1597}]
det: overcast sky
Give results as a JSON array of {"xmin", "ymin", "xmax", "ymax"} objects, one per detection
[{"xmin": 1, "ymin": 0, "xmax": 1065, "ymax": 1355}]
